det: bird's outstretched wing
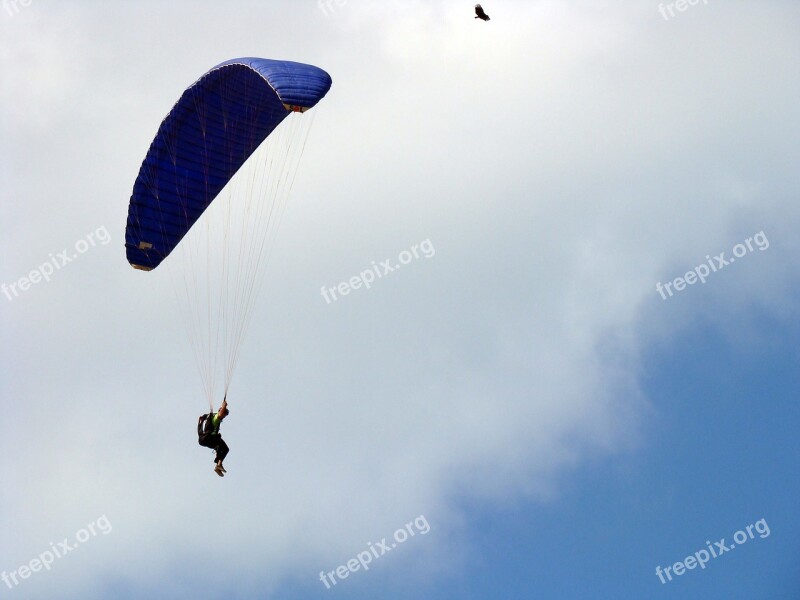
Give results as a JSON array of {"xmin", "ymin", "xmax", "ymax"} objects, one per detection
[{"xmin": 475, "ymin": 4, "xmax": 490, "ymax": 20}]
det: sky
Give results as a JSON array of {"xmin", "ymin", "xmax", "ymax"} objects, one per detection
[{"xmin": 1, "ymin": 1, "xmax": 799, "ymax": 599}]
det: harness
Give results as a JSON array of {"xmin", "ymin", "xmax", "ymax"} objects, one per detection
[{"xmin": 197, "ymin": 412, "xmax": 217, "ymax": 442}]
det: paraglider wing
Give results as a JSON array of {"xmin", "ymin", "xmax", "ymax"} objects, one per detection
[{"xmin": 125, "ymin": 58, "xmax": 332, "ymax": 271}]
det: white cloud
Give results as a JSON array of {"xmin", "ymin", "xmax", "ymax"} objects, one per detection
[{"xmin": 1, "ymin": 1, "xmax": 799, "ymax": 597}]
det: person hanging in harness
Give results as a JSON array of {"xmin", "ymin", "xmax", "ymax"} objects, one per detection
[{"xmin": 198, "ymin": 396, "xmax": 230, "ymax": 477}]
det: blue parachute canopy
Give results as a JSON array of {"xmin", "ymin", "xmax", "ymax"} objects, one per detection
[{"xmin": 125, "ymin": 58, "xmax": 332, "ymax": 271}]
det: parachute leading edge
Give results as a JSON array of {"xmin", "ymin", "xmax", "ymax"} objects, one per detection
[{"xmin": 125, "ymin": 58, "xmax": 332, "ymax": 271}]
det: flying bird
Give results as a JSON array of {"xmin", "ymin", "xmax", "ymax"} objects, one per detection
[{"xmin": 474, "ymin": 4, "xmax": 490, "ymax": 21}]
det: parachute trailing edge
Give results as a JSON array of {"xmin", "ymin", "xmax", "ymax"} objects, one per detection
[{"xmin": 125, "ymin": 58, "xmax": 332, "ymax": 271}]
